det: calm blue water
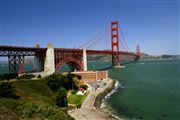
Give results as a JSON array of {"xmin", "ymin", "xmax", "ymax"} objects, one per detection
[
  {"xmin": 0, "ymin": 63, "xmax": 33, "ymax": 74},
  {"xmin": 0, "ymin": 60, "xmax": 179, "ymax": 120},
  {"xmin": 105, "ymin": 61, "xmax": 180, "ymax": 120}
]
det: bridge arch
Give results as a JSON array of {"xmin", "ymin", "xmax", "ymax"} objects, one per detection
[{"xmin": 55, "ymin": 57, "xmax": 83, "ymax": 72}]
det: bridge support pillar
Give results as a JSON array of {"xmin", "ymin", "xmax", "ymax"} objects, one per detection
[
  {"xmin": 83, "ymin": 48, "xmax": 87, "ymax": 71},
  {"xmin": 111, "ymin": 21, "xmax": 121, "ymax": 68},
  {"xmin": 8, "ymin": 55, "xmax": 17, "ymax": 74},
  {"xmin": 18, "ymin": 56, "xmax": 25, "ymax": 74},
  {"xmin": 44, "ymin": 43, "xmax": 55, "ymax": 75},
  {"xmin": 8, "ymin": 55, "xmax": 25, "ymax": 74}
]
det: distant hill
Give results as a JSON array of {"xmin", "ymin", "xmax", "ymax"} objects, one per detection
[
  {"xmin": 140, "ymin": 53, "xmax": 180, "ymax": 60},
  {"xmin": 87, "ymin": 53, "xmax": 180, "ymax": 61}
]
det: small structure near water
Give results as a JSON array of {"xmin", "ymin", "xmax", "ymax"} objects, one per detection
[{"xmin": 72, "ymin": 71, "xmax": 108, "ymax": 82}]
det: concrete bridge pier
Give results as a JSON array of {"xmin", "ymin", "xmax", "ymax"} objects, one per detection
[
  {"xmin": 83, "ymin": 48, "xmax": 87, "ymax": 71},
  {"xmin": 44, "ymin": 43, "xmax": 55, "ymax": 75}
]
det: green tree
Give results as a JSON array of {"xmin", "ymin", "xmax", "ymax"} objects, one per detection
[
  {"xmin": 46, "ymin": 73, "xmax": 81, "ymax": 92},
  {"xmin": 0, "ymin": 82, "xmax": 18, "ymax": 98},
  {"xmin": 46, "ymin": 74, "xmax": 62, "ymax": 92},
  {"xmin": 80, "ymin": 84, "xmax": 88, "ymax": 90},
  {"xmin": 56, "ymin": 87, "xmax": 67, "ymax": 107},
  {"xmin": 66, "ymin": 73, "xmax": 73, "ymax": 90},
  {"xmin": 0, "ymin": 73, "xmax": 18, "ymax": 81}
]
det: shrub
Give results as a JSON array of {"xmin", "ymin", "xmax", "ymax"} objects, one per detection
[
  {"xmin": 76, "ymin": 75, "xmax": 81, "ymax": 80},
  {"xmin": 15, "ymin": 102, "xmax": 73, "ymax": 119},
  {"xmin": 71, "ymin": 90, "xmax": 77, "ymax": 94},
  {"xmin": 37, "ymin": 74, "xmax": 41, "ymax": 78},
  {"xmin": 46, "ymin": 73, "xmax": 79, "ymax": 92},
  {"xmin": 18, "ymin": 74, "xmax": 35, "ymax": 79},
  {"xmin": 56, "ymin": 87, "xmax": 67, "ymax": 107},
  {"xmin": 46, "ymin": 74, "xmax": 62, "ymax": 92},
  {"xmin": 0, "ymin": 73, "xmax": 18, "ymax": 81},
  {"xmin": 79, "ymin": 84, "xmax": 88, "ymax": 90},
  {"xmin": 0, "ymin": 82, "xmax": 17, "ymax": 98}
]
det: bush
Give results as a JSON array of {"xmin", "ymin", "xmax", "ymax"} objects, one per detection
[
  {"xmin": 15, "ymin": 102, "xmax": 73, "ymax": 120},
  {"xmin": 46, "ymin": 73, "xmax": 81, "ymax": 92},
  {"xmin": 46, "ymin": 74, "xmax": 63, "ymax": 92},
  {"xmin": 56, "ymin": 87, "xmax": 67, "ymax": 107},
  {"xmin": 0, "ymin": 73, "xmax": 18, "ymax": 81},
  {"xmin": 76, "ymin": 75, "xmax": 81, "ymax": 80},
  {"xmin": 37, "ymin": 74, "xmax": 41, "ymax": 78},
  {"xmin": 18, "ymin": 74, "xmax": 35, "ymax": 80},
  {"xmin": 0, "ymin": 82, "xmax": 17, "ymax": 98},
  {"xmin": 71, "ymin": 90, "xmax": 77, "ymax": 94},
  {"xmin": 79, "ymin": 84, "xmax": 88, "ymax": 90}
]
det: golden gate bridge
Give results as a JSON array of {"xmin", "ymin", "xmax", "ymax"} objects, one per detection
[{"xmin": 0, "ymin": 21, "xmax": 140, "ymax": 74}]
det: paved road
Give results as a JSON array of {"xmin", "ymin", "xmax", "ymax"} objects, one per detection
[{"xmin": 68, "ymin": 79, "xmax": 117, "ymax": 120}]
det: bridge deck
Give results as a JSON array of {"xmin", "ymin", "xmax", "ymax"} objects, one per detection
[{"xmin": 0, "ymin": 45, "xmax": 139, "ymax": 57}]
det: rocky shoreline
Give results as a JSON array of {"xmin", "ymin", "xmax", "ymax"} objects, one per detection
[
  {"xmin": 94, "ymin": 79, "xmax": 118, "ymax": 120},
  {"xmin": 68, "ymin": 78, "xmax": 119, "ymax": 120}
]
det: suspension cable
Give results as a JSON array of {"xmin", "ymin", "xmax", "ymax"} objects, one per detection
[
  {"xmin": 86, "ymin": 29, "xmax": 108, "ymax": 49},
  {"xmin": 78, "ymin": 26, "xmax": 108, "ymax": 49},
  {"xmin": 119, "ymin": 26, "xmax": 132, "ymax": 52}
]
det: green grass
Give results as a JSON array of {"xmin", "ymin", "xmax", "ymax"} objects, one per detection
[
  {"xmin": 0, "ymin": 78, "xmax": 74, "ymax": 120},
  {"xmin": 68, "ymin": 93, "xmax": 88, "ymax": 107}
]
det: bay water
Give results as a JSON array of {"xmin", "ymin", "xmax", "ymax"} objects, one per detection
[
  {"xmin": 0, "ymin": 60, "xmax": 179, "ymax": 120},
  {"xmin": 105, "ymin": 61, "xmax": 180, "ymax": 120}
]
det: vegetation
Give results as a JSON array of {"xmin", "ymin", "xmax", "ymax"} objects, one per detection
[
  {"xmin": 161, "ymin": 54, "xmax": 173, "ymax": 58},
  {"xmin": 0, "ymin": 73, "xmax": 86, "ymax": 119},
  {"xmin": 37, "ymin": 74, "xmax": 41, "ymax": 78},
  {"xmin": 68, "ymin": 93, "xmax": 88, "ymax": 107},
  {"xmin": 0, "ymin": 78, "xmax": 74, "ymax": 120},
  {"xmin": 18, "ymin": 74, "xmax": 35, "ymax": 80},
  {"xmin": 46, "ymin": 73, "xmax": 80, "ymax": 92},
  {"xmin": 79, "ymin": 84, "xmax": 88, "ymax": 90},
  {"xmin": 0, "ymin": 82, "xmax": 18, "ymax": 98},
  {"xmin": 56, "ymin": 87, "xmax": 67, "ymax": 107},
  {"xmin": 46, "ymin": 73, "xmax": 63, "ymax": 92},
  {"xmin": 0, "ymin": 73, "xmax": 18, "ymax": 81}
]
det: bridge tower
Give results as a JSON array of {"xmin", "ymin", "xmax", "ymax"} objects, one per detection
[
  {"xmin": 136, "ymin": 45, "xmax": 140, "ymax": 55},
  {"xmin": 135, "ymin": 45, "xmax": 141, "ymax": 61},
  {"xmin": 111, "ymin": 21, "xmax": 120, "ymax": 67}
]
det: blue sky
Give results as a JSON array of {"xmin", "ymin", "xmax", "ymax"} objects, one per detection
[{"xmin": 0, "ymin": 0, "xmax": 179, "ymax": 55}]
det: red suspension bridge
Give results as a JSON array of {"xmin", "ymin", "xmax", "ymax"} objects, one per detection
[{"xmin": 0, "ymin": 21, "xmax": 140, "ymax": 74}]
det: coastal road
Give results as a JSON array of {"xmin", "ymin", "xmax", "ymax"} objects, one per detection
[
  {"xmin": 81, "ymin": 88, "xmax": 97, "ymax": 108},
  {"xmin": 68, "ymin": 79, "xmax": 118, "ymax": 120}
]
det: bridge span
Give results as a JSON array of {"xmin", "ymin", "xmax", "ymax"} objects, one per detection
[
  {"xmin": 0, "ymin": 44, "xmax": 140, "ymax": 75},
  {"xmin": 0, "ymin": 21, "xmax": 140, "ymax": 75}
]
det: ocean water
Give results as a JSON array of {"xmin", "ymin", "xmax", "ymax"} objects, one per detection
[
  {"xmin": 0, "ymin": 64, "xmax": 33, "ymax": 74},
  {"xmin": 75, "ymin": 60, "xmax": 179, "ymax": 120},
  {"xmin": 105, "ymin": 61, "xmax": 180, "ymax": 120},
  {"xmin": 0, "ymin": 60, "xmax": 179, "ymax": 120}
]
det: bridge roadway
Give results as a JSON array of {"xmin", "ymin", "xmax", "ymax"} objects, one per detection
[
  {"xmin": 0, "ymin": 45, "xmax": 138, "ymax": 57},
  {"xmin": 0, "ymin": 45, "xmax": 140, "ymax": 74}
]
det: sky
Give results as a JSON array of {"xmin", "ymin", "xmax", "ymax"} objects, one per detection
[{"xmin": 0, "ymin": 0, "xmax": 179, "ymax": 55}]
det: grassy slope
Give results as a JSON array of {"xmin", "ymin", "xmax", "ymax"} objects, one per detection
[
  {"xmin": 68, "ymin": 93, "xmax": 88, "ymax": 107},
  {"xmin": 0, "ymin": 79, "xmax": 74, "ymax": 120}
]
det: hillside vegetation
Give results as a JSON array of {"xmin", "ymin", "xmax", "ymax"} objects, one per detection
[{"xmin": 0, "ymin": 78, "xmax": 74, "ymax": 120}]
